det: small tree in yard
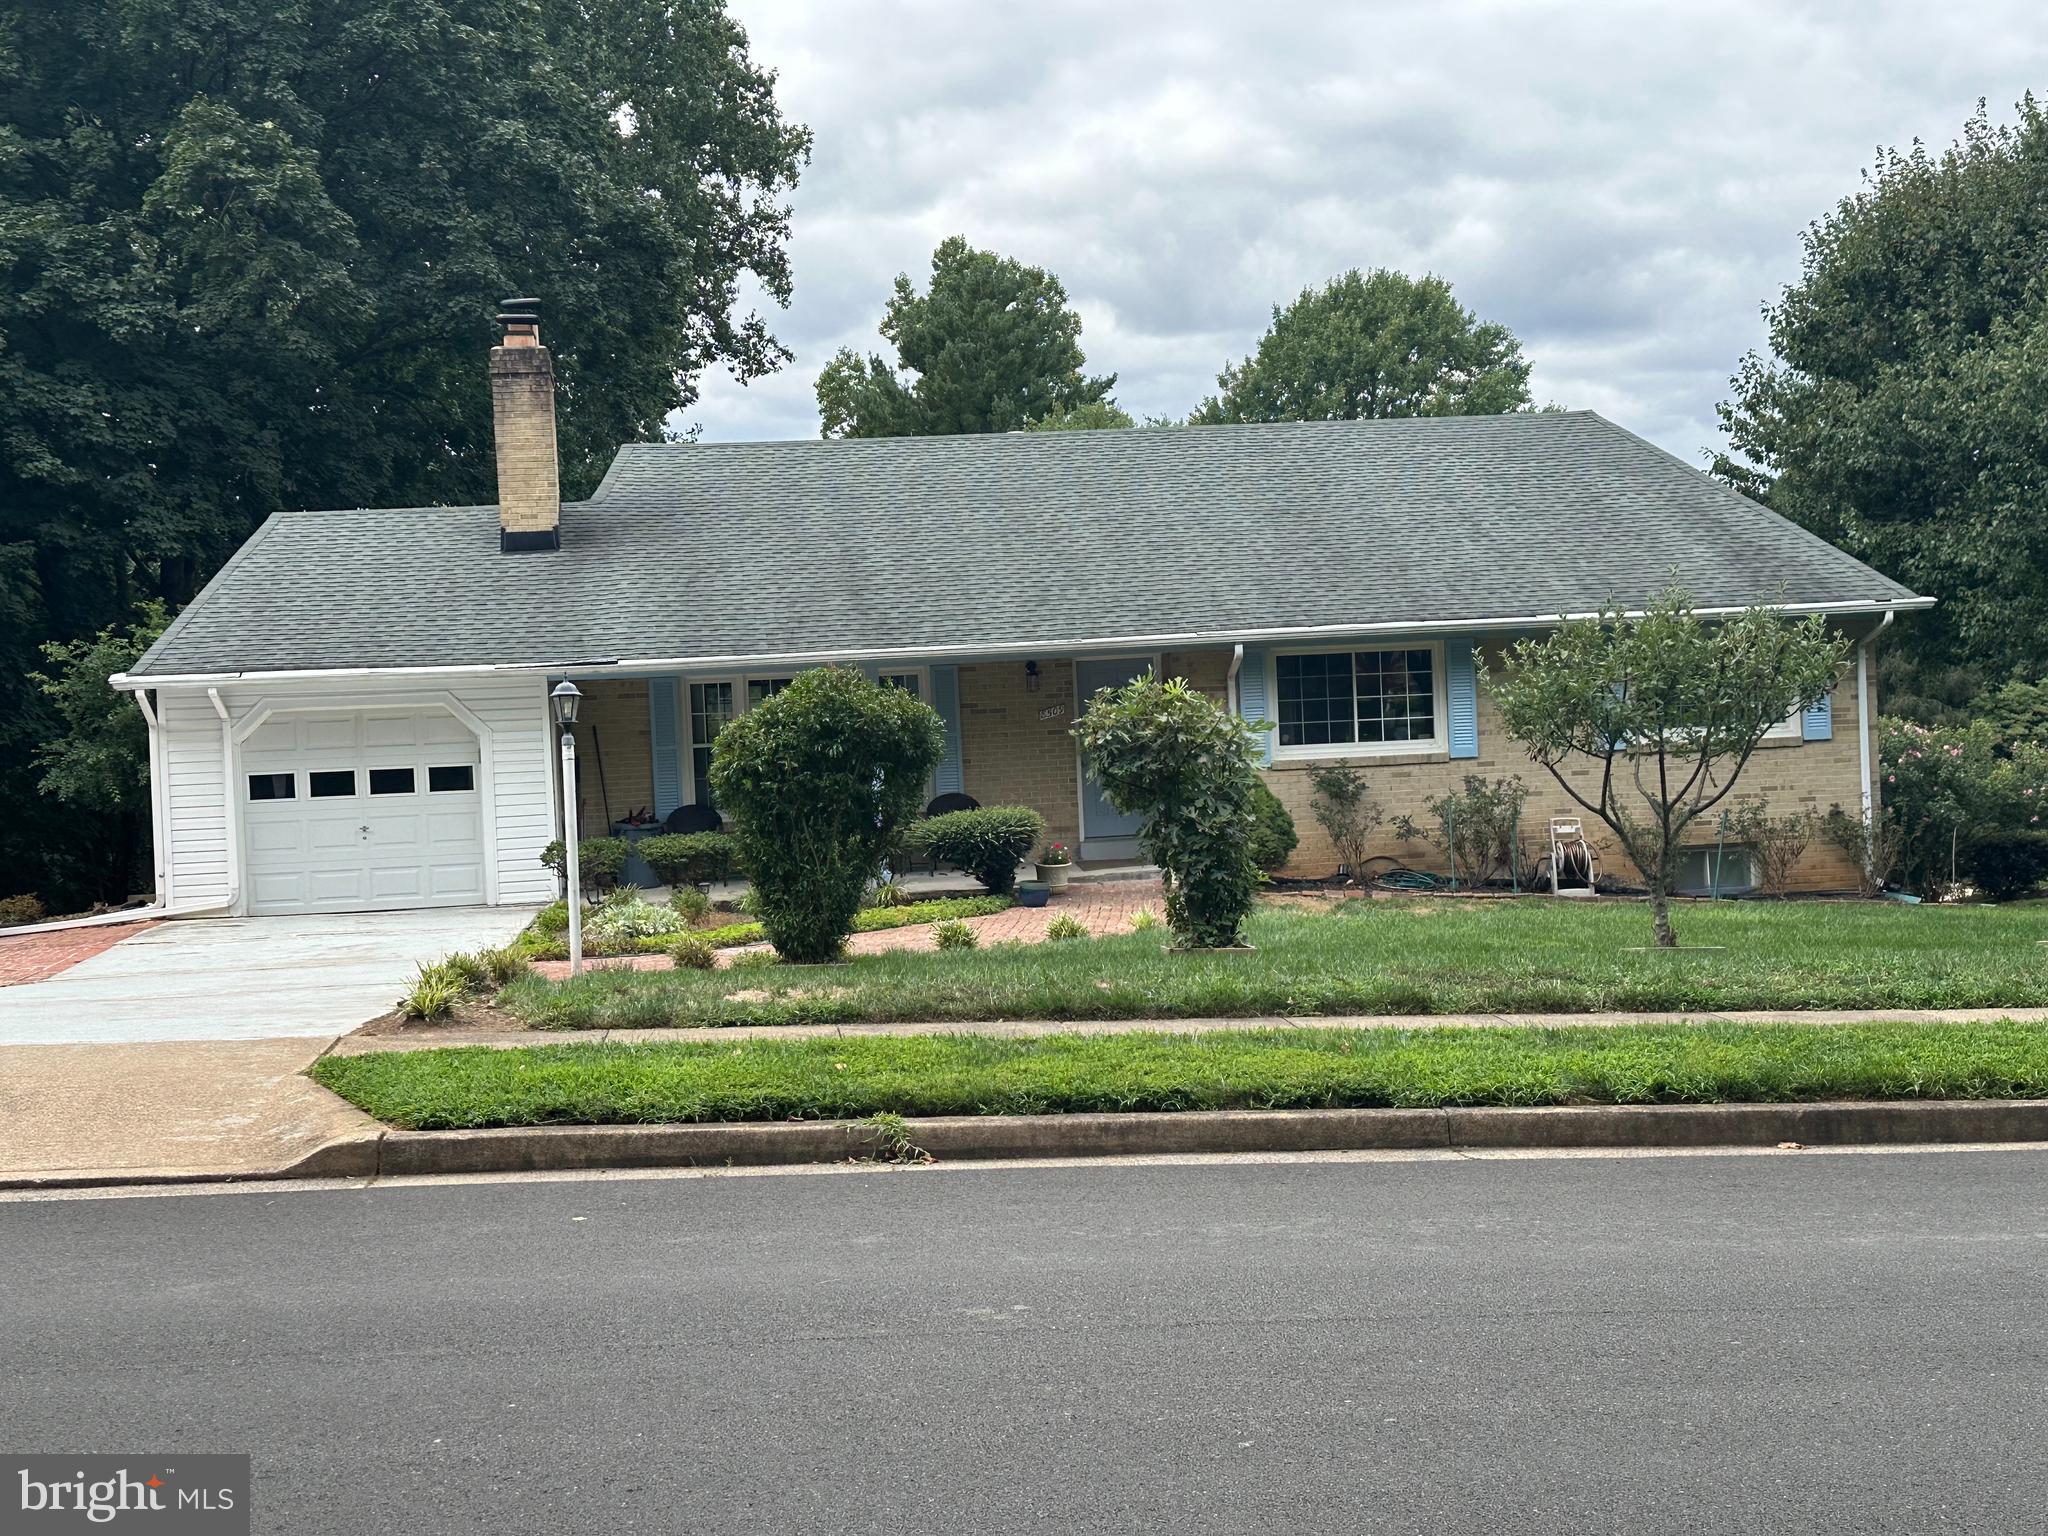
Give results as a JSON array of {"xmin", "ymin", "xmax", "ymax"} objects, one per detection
[
  {"xmin": 1485, "ymin": 586, "xmax": 1847, "ymax": 947},
  {"xmin": 1308, "ymin": 764, "xmax": 1384, "ymax": 880},
  {"xmin": 1072, "ymin": 673, "xmax": 1263, "ymax": 948},
  {"xmin": 709, "ymin": 668, "xmax": 944, "ymax": 963}
]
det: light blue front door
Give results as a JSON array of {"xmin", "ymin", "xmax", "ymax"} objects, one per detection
[{"xmin": 1075, "ymin": 657, "xmax": 1152, "ymax": 847}]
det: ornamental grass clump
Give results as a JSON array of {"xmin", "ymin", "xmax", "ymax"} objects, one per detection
[
  {"xmin": 709, "ymin": 667, "xmax": 945, "ymax": 964},
  {"xmin": 1071, "ymin": 671, "xmax": 1263, "ymax": 949}
]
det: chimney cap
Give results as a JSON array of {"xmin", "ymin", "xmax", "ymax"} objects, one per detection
[{"xmin": 499, "ymin": 296, "xmax": 541, "ymax": 314}]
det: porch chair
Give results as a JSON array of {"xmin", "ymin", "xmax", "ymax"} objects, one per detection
[
  {"xmin": 901, "ymin": 791, "xmax": 980, "ymax": 876},
  {"xmin": 662, "ymin": 803, "xmax": 721, "ymax": 835}
]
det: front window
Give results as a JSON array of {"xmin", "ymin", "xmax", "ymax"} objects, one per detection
[
  {"xmin": 878, "ymin": 671, "xmax": 922, "ymax": 699},
  {"xmin": 1276, "ymin": 647, "xmax": 1438, "ymax": 751},
  {"xmin": 746, "ymin": 677, "xmax": 794, "ymax": 708},
  {"xmin": 689, "ymin": 681, "xmax": 736, "ymax": 811}
]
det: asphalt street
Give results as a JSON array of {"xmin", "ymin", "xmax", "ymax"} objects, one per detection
[{"xmin": 3, "ymin": 1149, "xmax": 2046, "ymax": 1534}]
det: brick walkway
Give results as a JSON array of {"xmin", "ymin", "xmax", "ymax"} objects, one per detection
[
  {"xmin": 532, "ymin": 880, "xmax": 1164, "ymax": 978},
  {"xmin": 0, "ymin": 922, "xmax": 156, "ymax": 987}
]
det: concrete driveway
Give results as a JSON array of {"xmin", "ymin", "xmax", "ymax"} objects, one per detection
[{"xmin": 0, "ymin": 907, "xmax": 536, "ymax": 1046}]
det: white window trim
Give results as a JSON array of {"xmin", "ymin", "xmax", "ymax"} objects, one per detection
[
  {"xmin": 1763, "ymin": 705, "xmax": 1806, "ymax": 742},
  {"xmin": 682, "ymin": 668, "xmax": 927, "ymax": 805},
  {"xmin": 875, "ymin": 665, "xmax": 929, "ymax": 697},
  {"xmin": 1267, "ymin": 640, "xmax": 1450, "ymax": 762}
]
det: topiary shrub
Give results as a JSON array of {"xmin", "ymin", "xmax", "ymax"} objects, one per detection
[
  {"xmin": 1967, "ymin": 829, "xmax": 2048, "ymax": 901},
  {"xmin": 539, "ymin": 836, "xmax": 629, "ymax": 899},
  {"xmin": 1246, "ymin": 781, "xmax": 1298, "ymax": 874},
  {"xmin": 638, "ymin": 831, "xmax": 741, "ymax": 887},
  {"xmin": 0, "ymin": 894, "xmax": 46, "ymax": 928},
  {"xmin": 1072, "ymin": 672, "xmax": 1264, "ymax": 948},
  {"xmin": 909, "ymin": 806, "xmax": 1045, "ymax": 894},
  {"xmin": 708, "ymin": 666, "xmax": 945, "ymax": 964}
]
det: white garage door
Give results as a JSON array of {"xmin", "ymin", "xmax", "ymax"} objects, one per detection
[{"xmin": 241, "ymin": 710, "xmax": 486, "ymax": 915}]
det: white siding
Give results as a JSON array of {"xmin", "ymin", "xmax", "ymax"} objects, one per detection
[{"xmin": 152, "ymin": 673, "xmax": 557, "ymax": 912}]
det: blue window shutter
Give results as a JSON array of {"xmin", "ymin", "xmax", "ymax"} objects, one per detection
[
  {"xmin": 649, "ymin": 677, "xmax": 683, "ymax": 817},
  {"xmin": 1446, "ymin": 644, "xmax": 1479, "ymax": 759},
  {"xmin": 931, "ymin": 664, "xmax": 964, "ymax": 795},
  {"xmin": 1237, "ymin": 646, "xmax": 1273, "ymax": 765},
  {"xmin": 1802, "ymin": 692, "xmax": 1833, "ymax": 742}
]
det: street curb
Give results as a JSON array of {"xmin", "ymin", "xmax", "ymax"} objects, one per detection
[
  {"xmin": 377, "ymin": 1098, "xmax": 2048, "ymax": 1175},
  {"xmin": 11, "ymin": 1102, "xmax": 2048, "ymax": 1190}
]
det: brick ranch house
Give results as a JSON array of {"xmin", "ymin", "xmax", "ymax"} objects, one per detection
[{"xmin": 113, "ymin": 307, "xmax": 1930, "ymax": 916}]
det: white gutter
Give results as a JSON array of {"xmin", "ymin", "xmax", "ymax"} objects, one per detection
[
  {"xmin": 1226, "ymin": 643, "xmax": 1244, "ymax": 717},
  {"xmin": 111, "ymin": 596, "xmax": 1937, "ymax": 691}
]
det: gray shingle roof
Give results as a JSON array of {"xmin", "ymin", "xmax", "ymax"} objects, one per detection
[{"xmin": 128, "ymin": 411, "xmax": 1923, "ymax": 681}]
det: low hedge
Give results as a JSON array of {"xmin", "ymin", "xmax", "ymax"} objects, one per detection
[{"xmin": 637, "ymin": 831, "xmax": 742, "ymax": 886}]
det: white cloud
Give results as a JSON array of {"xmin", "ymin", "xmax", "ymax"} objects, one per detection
[{"xmin": 685, "ymin": 0, "xmax": 2048, "ymax": 462}]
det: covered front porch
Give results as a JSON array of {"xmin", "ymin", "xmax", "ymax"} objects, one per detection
[{"xmin": 554, "ymin": 650, "xmax": 1236, "ymax": 880}]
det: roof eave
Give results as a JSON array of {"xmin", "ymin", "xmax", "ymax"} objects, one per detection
[{"xmin": 110, "ymin": 594, "xmax": 1935, "ymax": 691}]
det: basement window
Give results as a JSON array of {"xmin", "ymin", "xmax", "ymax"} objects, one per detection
[
  {"xmin": 247, "ymin": 773, "xmax": 295, "ymax": 801},
  {"xmin": 1674, "ymin": 846, "xmax": 1756, "ymax": 896}
]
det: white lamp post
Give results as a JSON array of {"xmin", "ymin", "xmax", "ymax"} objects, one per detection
[{"xmin": 551, "ymin": 681, "xmax": 584, "ymax": 977}]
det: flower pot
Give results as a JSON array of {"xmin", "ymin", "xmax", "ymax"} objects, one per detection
[
  {"xmin": 1037, "ymin": 862, "xmax": 1072, "ymax": 892},
  {"xmin": 1016, "ymin": 881, "xmax": 1050, "ymax": 908}
]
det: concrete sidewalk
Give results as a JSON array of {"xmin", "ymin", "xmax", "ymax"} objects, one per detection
[
  {"xmin": 0, "ymin": 1038, "xmax": 379, "ymax": 1187},
  {"xmin": 328, "ymin": 1005, "xmax": 2048, "ymax": 1055}
]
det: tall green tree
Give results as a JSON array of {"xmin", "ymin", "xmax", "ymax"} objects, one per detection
[
  {"xmin": 1191, "ymin": 268, "xmax": 1531, "ymax": 423},
  {"xmin": 0, "ymin": 0, "xmax": 808, "ymax": 907},
  {"xmin": 1716, "ymin": 97, "xmax": 2048, "ymax": 699},
  {"xmin": 816, "ymin": 236, "xmax": 1116, "ymax": 437}
]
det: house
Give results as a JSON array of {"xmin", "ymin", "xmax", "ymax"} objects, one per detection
[{"xmin": 114, "ymin": 305, "xmax": 1931, "ymax": 916}]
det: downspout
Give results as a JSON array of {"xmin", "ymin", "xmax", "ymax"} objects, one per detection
[
  {"xmin": 1857, "ymin": 611, "xmax": 1894, "ymax": 888},
  {"xmin": 1227, "ymin": 643, "xmax": 1244, "ymax": 718},
  {"xmin": 208, "ymin": 687, "xmax": 242, "ymax": 915},
  {"xmin": 134, "ymin": 689, "xmax": 169, "ymax": 905}
]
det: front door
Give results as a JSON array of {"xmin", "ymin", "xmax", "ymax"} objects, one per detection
[{"xmin": 1075, "ymin": 656, "xmax": 1153, "ymax": 857}]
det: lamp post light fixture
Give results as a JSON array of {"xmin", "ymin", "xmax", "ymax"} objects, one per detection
[{"xmin": 550, "ymin": 681, "xmax": 585, "ymax": 977}]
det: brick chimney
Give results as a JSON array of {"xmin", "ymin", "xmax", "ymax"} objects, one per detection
[{"xmin": 490, "ymin": 298, "xmax": 561, "ymax": 552}]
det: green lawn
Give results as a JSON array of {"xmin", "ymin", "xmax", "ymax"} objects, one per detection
[
  {"xmin": 310, "ymin": 1019, "xmax": 2048, "ymax": 1130},
  {"xmin": 497, "ymin": 897, "xmax": 2048, "ymax": 1032}
]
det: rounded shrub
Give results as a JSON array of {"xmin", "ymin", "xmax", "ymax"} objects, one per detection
[
  {"xmin": 708, "ymin": 666, "xmax": 945, "ymax": 964},
  {"xmin": 1246, "ymin": 781, "xmax": 1298, "ymax": 873},
  {"xmin": 1072, "ymin": 672, "xmax": 1263, "ymax": 949},
  {"xmin": 638, "ymin": 831, "xmax": 741, "ymax": 887},
  {"xmin": 1968, "ymin": 829, "xmax": 2048, "ymax": 901},
  {"xmin": 910, "ymin": 806, "xmax": 1046, "ymax": 894}
]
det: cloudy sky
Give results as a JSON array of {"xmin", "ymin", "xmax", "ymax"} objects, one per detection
[{"xmin": 687, "ymin": 1, "xmax": 2047, "ymax": 465}]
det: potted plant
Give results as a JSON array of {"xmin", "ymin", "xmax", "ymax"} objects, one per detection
[{"xmin": 1036, "ymin": 841, "xmax": 1073, "ymax": 892}]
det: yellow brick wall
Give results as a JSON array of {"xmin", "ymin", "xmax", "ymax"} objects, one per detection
[
  {"xmin": 569, "ymin": 678, "xmax": 653, "ymax": 835},
  {"xmin": 959, "ymin": 659, "xmax": 1082, "ymax": 850},
  {"xmin": 1247, "ymin": 638, "xmax": 1873, "ymax": 892}
]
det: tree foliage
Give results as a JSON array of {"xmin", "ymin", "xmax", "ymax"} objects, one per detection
[
  {"xmin": 1716, "ymin": 96, "xmax": 2048, "ymax": 694},
  {"xmin": 0, "ymin": 0, "xmax": 809, "ymax": 906},
  {"xmin": 1192, "ymin": 268, "xmax": 1531, "ymax": 423},
  {"xmin": 1071, "ymin": 674, "xmax": 1263, "ymax": 948},
  {"xmin": 1023, "ymin": 400, "xmax": 1136, "ymax": 431},
  {"xmin": 709, "ymin": 668, "xmax": 944, "ymax": 963},
  {"xmin": 816, "ymin": 236, "xmax": 1116, "ymax": 437},
  {"xmin": 1485, "ymin": 587, "xmax": 1848, "ymax": 946}
]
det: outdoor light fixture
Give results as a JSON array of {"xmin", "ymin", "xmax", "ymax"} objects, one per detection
[
  {"xmin": 551, "ymin": 681, "xmax": 585, "ymax": 975},
  {"xmin": 1025, "ymin": 660, "xmax": 1041, "ymax": 693}
]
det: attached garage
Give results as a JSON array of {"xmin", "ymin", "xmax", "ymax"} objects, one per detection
[{"xmin": 240, "ymin": 708, "xmax": 488, "ymax": 915}]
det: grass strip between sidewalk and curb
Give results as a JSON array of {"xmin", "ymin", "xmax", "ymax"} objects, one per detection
[{"xmin": 309, "ymin": 1019, "xmax": 2048, "ymax": 1131}]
